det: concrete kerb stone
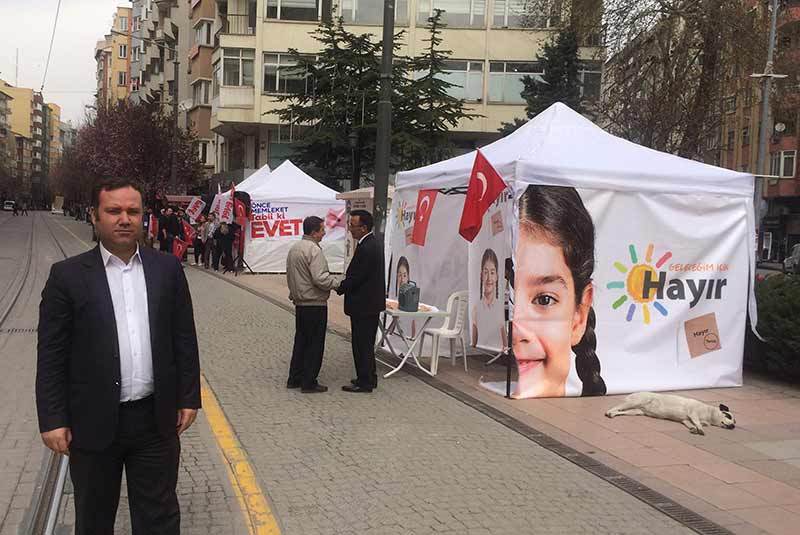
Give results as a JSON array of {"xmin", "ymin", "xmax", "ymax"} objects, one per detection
[{"xmin": 194, "ymin": 266, "xmax": 733, "ymax": 535}]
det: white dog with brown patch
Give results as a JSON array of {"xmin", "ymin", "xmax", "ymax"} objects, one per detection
[{"xmin": 605, "ymin": 392, "xmax": 735, "ymax": 435}]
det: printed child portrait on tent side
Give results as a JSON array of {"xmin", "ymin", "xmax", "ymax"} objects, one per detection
[
  {"xmin": 512, "ymin": 185, "xmax": 607, "ymax": 399},
  {"xmin": 471, "ymin": 247, "xmax": 506, "ymax": 351}
]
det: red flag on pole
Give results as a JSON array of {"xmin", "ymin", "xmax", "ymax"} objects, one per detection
[
  {"xmin": 149, "ymin": 213, "xmax": 159, "ymax": 240},
  {"xmin": 411, "ymin": 189, "xmax": 438, "ymax": 246},
  {"xmin": 172, "ymin": 237, "xmax": 189, "ymax": 259},
  {"xmin": 458, "ymin": 150, "xmax": 507, "ymax": 242},
  {"xmin": 181, "ymin": 220, "xmax": 196, "ymax": 241}
]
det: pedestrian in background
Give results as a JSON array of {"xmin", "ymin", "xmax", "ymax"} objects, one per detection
[
  {"xmin": 337, "ymin": 210, "xmax": 385, "ymax": 393},
  {"xmin": 212, "ymin": 222, "xmax": 230, "ymax": 272},
  {"xmin": 202, "ymin": 212, "xmax": 218, "ymax": 269},
  {"xmin": 36, "ymin": 177, "xmax": 200, "ymax": 535},
  {"xmin": 192, "ymin": 214, "xmax": 206, "ymax": 266},
  {"xmin": 286, "ymin": 216, "xmax": 342, "ymax": 393},
  {"xmin": 21, "ymin": 202, "xmax": 28, "ymax": 215}
]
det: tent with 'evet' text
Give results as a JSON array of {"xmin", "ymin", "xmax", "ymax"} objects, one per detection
[
  {"xmin": 387, "ymin": 102, "xmax": 756, "ymax": 399},
  {"xmin": 244, "ymin": 160, "xmax": 346, "ymax": 273}
]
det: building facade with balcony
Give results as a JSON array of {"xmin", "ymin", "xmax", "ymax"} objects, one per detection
[
  {"xmin": 209, "ymin": 0, "xmax": 603, "ymax": 186},
  {"xmin": 188, "ymin": 0, "xmax": 218, "ymax": 177},
  {"xmin": 95, "ymin": 7, "xmax": 133, "ymax": 106}
]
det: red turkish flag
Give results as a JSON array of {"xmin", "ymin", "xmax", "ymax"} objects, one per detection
[
  {"xmin": 149, "ymin": 214, "xmax": 158, "ymax": 239},
  {"xmin": 172, "ymin": 237, "xmax": 189, "ymax": 259},
  {"xmin": 411, "ymin": 189, "xmax": 438, "ymax": 246},
  {"xmin": 181, "ymin": 220, "xmax": 196, "ymax": 241},
  {"xmin": 458, "ymin": 150, "xmax": 507, "ymax": 242}
]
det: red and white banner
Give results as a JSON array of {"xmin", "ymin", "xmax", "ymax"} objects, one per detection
[
  {"xmin": 185, "ymin": 197, "xmax": 206, "ymax": 222},
  {"xmin": 181, "ymin": 220, "xmax": 196, "ymax": 241}
]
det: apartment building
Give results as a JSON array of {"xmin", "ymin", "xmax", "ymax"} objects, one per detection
[
  {"xmin": 133, "ymin": 0, "xmax": 191, "ymax": 130},
  {"xmin": 719, "ymin": 0, "xmax": 800, "ymax": 262},
  {"xmin": 95, "ymin": 7, "xmax": 133, "ymax": 106},
  {"xmin": 1, "ymin": 81, "xmax": 34, "ymax": 202},
  {"xmin": 209, "ymin": 0, "xmax": 603, "ymax": 183},
  {"xmin": 47, "ymin": 103, "xmax": 62, "ymax": 171},
  {"xmin": 188, "ymin": 0, "xmax": 217, "ymax": 176},
  {"xmin": 0, "ymin": 88, "xmax": 12, "ymax": 176}
]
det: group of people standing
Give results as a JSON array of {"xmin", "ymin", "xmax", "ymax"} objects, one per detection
[
  {"xmin": 286, "ymin": 209, "xmax": 385, "ymax": 394},
  {"xmin": 143, "ymin": 205, "xmax": 236, "ymax": 272}
]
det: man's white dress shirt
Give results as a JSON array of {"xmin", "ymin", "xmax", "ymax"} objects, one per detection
[{"xmin": 99, "ymin": 243, "xmax": 154, "ymax": 402}]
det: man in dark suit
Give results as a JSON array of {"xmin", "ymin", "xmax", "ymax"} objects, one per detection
[
  {"xmin": 337, "ymin": 209, "xmax": 385, "ymax": 393},
  {"xmin": 37, "ymin": 177, "xmax": 201, "ymax": 535}
]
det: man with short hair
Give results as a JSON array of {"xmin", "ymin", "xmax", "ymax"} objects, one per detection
[
  {"xmin": 337, "ymin": 210, "xmax": 386, "ymax": 393},
  {"xmin": 37, "ymin": 178, "xmax": 201, "ymax": 535},
  {"xmin": 286, "ymin": 216, "xmax": 342, "ymax": 393}
]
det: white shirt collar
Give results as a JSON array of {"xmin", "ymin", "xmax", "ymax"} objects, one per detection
[
  {"xmin": 358, "ymin": 231, "xmax": 373, "ymax": 245},
  {"xmin": 99, "ymin": 241, "xmax": 142, "ymax": 267}
]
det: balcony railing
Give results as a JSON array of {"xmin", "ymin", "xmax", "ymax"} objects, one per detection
[{"xmin": 220, "ymin": 14, "xmax": 256, "ymax": 36}]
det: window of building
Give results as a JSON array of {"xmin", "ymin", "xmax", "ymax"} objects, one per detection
[
  {"xmin": 263, "ymin": 53, "xmax": 315, "ymax": 94},
  {"xmin": 119, "ymin": 16, "xmax": 128, "ymax": 30},
  {"xmin": 742, "ymin": 126, "xmax": 750, "ymax": 146},
  {"xmin": 742, "ymin": 87, "xmax": 753, "ymax": 107},
  {"xmin": 579, "ymin": 62, "xmax": 602, "ymax": 102},
  {"xmin": 213, "ymin": 61, "xmax": 221, "ymax": 96},
  {"xmin": 119, "ymin": 44, "xmax": 127, "ymax": 59},
  {"xmin": 436, "ymin": 60, "xmax": 484, "ymax": 101},
  {"xmin": 418, "ymin": 0, "xmax": 485, "ymax": 28},
  {"xmin": 118, "ymin": 71, "xmax": 127, "ymax": 86},
  {"xmin": 726, "ymin": 129, "xmax": 735, "ymax": 149},
  {"xmin": 195, "ymin": 141, "xmax": 210, "ymax": 165},
  {"xmin": 222, "ymin": 48, "xmax": 255, "ymax": 86},
  {"xmin": 724, "ymin": 95, "xmax": 736, "ymax": 113},
  {"xmin": 194, "ymin": 21, "xmax": 213, "ymax": 46},
  {"xmin": 341, "ymin": 0, "xmax": 409, "ymax": 25},
  {"xmin": 493, "ymin": 0, "xmax": 562, "ymax": 28},
  {"xmin": 193, "ymin": 80, "xmax": 211, "ymax": 105},
  {"xmin": 488, "ymin": 61, "xmax": 541, "ymax": 104},
  {"xmin": 770, "ymin": 150, "xmax": 797, "ymax": 178},
  {"xmin": 131, "ymin": 47, "xmax": 140, "ymax": 62},
  {"xmin": 133, "ymin": 17, "xmax": 140, "ymax": 32},
  {"xmin": 266, "ymin": 0, "xmax": 321, "ymax": 21}
]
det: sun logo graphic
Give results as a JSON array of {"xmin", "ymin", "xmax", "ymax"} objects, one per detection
[{"xmin": 608, "ymin": 244, "xmax": 672, "ymax": 325}]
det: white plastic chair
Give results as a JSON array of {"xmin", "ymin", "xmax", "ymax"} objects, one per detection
[{"xmin": 420, "ymin": 290, "xmax": 469, "ymax": 375}]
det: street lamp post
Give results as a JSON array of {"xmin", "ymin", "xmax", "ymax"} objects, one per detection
[
  {"xmin": 752, "ymin": 0, "xmax": 787, "ymax": 252},
  {"xmin": 373, "ymin": 0, "xmax": 395, "ymax": 239}
]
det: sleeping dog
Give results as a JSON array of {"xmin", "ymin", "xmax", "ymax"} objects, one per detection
[{"xmin": 605, "ymin": 392, "xmax": 735, "ymax": 435}]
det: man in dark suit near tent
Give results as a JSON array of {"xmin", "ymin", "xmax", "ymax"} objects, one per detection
[
  {"xmin": 337, "ymin": 209, "xmax": 386, "ymax": 393},
  {"xmin": 36, "ymin": 177, "xmax": 201, "ymax": 535}
]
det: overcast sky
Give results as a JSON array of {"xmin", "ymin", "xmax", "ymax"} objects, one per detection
[{"xmin": 0, "ymin": 0, "xmax": 125, "ymax": 127}]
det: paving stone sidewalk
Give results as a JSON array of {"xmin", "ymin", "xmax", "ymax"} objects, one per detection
[{"xmin": 189, "ymin": 267, "xmax": 692, "ymax": 535}]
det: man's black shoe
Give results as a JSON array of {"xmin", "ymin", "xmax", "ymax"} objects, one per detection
[
  {"xmin": 350, "ymin": 379, "xmax": 377, "ymax": 388},
  {"xmin": 301, "ymin": 384, "xmax": 328, "ymax": 393},
  {"xmin": 286, "ymin": 381, "xmax": 301, "ymax": 389},
  {"xmin": 342, "ymin": 384, "xmax": 373, "ymax": 393}
]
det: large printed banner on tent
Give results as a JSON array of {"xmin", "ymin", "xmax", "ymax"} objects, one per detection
[
  {"xmin": 244, "ymin": 201, "xmax": 346, "ymax": 272},
  {"xmin": 494, "ymin": 185, "xmax": 748, "ymax": 399},
  {"xmin": 468, "ymin": 191, "xmax": 513, "ymax": 354}
]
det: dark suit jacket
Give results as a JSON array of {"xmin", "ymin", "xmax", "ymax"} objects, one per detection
[
  {"xmin": 338, "ymin": 233, "xmax": 386, "ymax": 316},
  {"xmin": 36, "ymin": 245, "xmax": 201, "ymax": 451}
]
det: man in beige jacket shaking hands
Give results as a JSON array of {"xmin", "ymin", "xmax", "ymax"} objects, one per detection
[{"xmin": 286, "ymin": 216, "xmax": 343, "ymax": 393}]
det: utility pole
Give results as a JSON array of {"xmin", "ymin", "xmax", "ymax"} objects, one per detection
[
  {"xmin": 373, "ymin": 0, "xmax": 395, "ymax": 238},
  {"xmin": 171, "ymin": 58, "xmax": 179, "ymax": 191},
  {"xmin": 752, "ymin": 0, "xmax": 786, "ymax": 247}
]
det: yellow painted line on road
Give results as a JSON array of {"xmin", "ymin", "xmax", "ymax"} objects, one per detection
[
  {"xmin": 53, "ymin": 220, "xmax": 91, "ymax": 249},
  {"xmin": 201, "ymin": 375, "xmax": 281, "ymax": 535}
]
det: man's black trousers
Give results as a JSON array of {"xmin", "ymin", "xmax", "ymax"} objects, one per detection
[
  {"xmin": 350, "ymin": 314, "xmax": 379, "ymax": 388},
  {"xmin": 69, "ymin": 396, "xmax": 181, "ymax": 535},
  {"xmin": 288, "ymin": 306, "xmax": 328, "ymax": 388}
]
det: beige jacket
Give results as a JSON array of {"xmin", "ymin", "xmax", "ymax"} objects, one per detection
[{"xmin": 286, "ymin": 236, "xmax": 342, "ymax": 307}]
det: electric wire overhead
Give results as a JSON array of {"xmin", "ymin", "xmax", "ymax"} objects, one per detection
[{"xmin": 40, "ymin": 0, "xmax": 63, "ymax": 91}]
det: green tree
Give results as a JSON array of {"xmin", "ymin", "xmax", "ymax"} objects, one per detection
[
  {"xmin": 500, "ymin": 25, "xmax": 582, "ymax": 136},
  {"xmin": 396, "ymin": 9, "xmax": 481, "ymax": 167}
]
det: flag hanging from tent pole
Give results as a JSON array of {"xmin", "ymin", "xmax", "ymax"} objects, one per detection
[{"xmin": 458, "ymin": 150, "xmax": 507, "ymax": 242}]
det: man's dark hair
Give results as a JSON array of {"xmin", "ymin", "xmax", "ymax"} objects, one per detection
[
  {"xmin": 350, "ymin": 209, "xmax": 373, "ymax": 231},
  {"xmin": 91, "ymin": 178, "xmax": 143, "ymax": 210},
  {"xmin": 303, "ymin": 216, "xmax": 324, "ymax": 235}
]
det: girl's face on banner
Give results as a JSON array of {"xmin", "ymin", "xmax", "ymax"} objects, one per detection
[
  {"xmin": 482, "ymin": 259, "xmax": 497, "ymax": 299},
  {"xmin": 512, "ymin": 230, "xmax": 592, "ymax": 398},
  {"xmin": 397, "ymin": 265, "xmax": 409, "ymax": 287}
]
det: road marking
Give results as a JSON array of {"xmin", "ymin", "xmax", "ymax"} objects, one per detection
[
  {"xmin": 53, "ymin": 220, "xmax": 91, "ymax": 249},
  {"xmin": 201, "ymin": 375, "xmax": 281, "ymax": 535}
]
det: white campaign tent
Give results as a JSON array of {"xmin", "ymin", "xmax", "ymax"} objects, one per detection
[
  {"xmin": 390, "ymin": 102, "xmax": 757, "ymax": 398},
  {"xmin": 243, "ymin": 160, "xmax": 346, "ymax": 273},
  {"xmin": 235, "ymin": 163, "xmax": 271, "ymax": 192}
]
